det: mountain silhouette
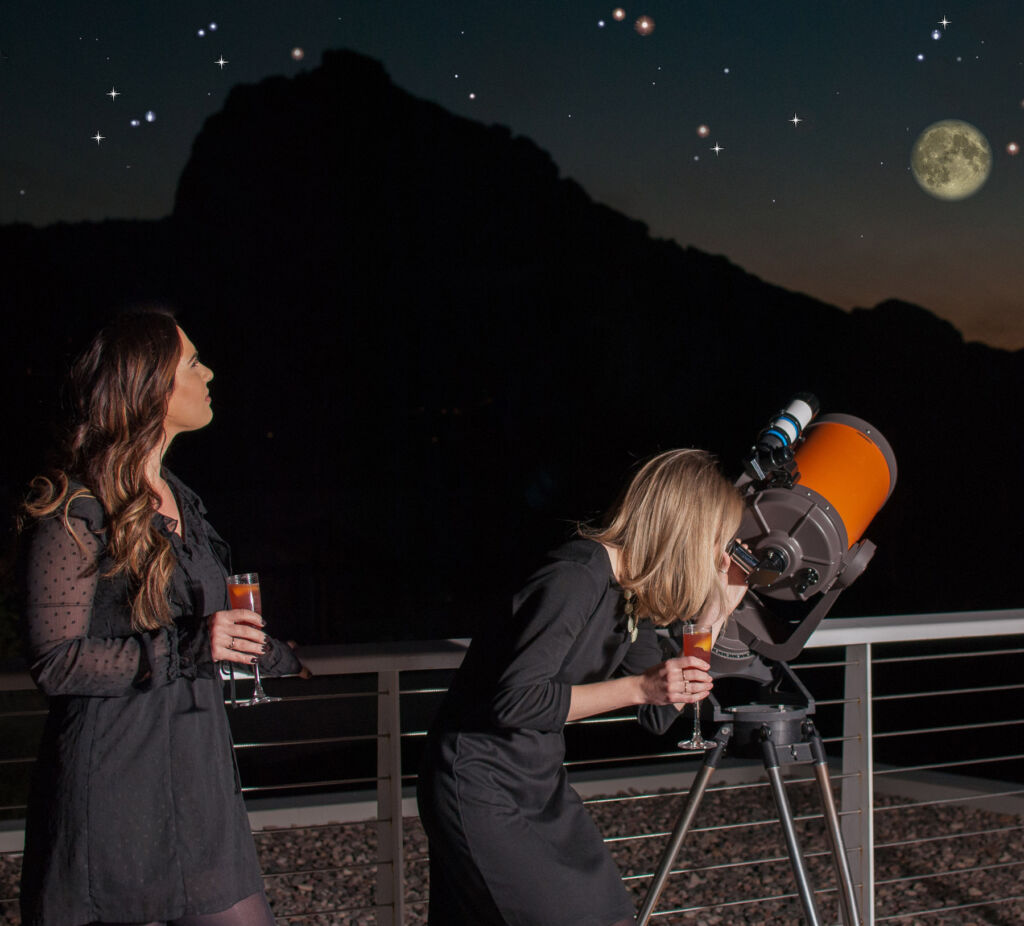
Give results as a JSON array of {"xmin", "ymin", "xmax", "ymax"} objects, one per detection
[{"xmin": 1, "ymin": 49, "xmax": 1020, "ymax": 645}]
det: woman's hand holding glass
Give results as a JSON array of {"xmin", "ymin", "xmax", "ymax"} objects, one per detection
[
  {"xmin": 207, "ymin": 608, "xmax": 267, "ymax": 665},
  {"xmin": 639, "ymin": 655, "xmax": 712, "ymax": 707}
]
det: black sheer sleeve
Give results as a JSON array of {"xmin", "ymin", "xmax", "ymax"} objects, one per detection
[
  {"xmin": 258, "ymin": 636, "xmax": 302, "ymax": 677},
  {"xmin": 24, "ymin": 513, "xmax": 174, "ymax": 697}
]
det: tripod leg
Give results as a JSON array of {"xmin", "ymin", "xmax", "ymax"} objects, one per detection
[
  {"xmin": 760, "ymin": 731, "xmax": 823, "ymax": 926},
  {"xmin": 808, "ymin": 723, "xmax": 862, "ymax": 925},
  {"xmin": 636, "ymin": 724, "xmax": 731, "ymax": 926}
]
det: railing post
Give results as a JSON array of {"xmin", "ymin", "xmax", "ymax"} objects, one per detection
[
  {"xmin": 841, "ymin": 642, "xmax": 874, "ymax": 925},
  {"xmin": 376, "ymin": 669, "xmax": 405, "ymax": 925}
]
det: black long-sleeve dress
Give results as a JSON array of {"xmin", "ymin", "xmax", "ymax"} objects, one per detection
[
  {"xmin": 417, "ymin": 537, "xmax": 680, "ymax": 926},
  {"xmin": 19, "ymin": 471, "xmax": 300, "ymax": 926}
]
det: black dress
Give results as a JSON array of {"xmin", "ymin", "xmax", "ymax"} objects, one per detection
[
  {"xmin": 417, "ymin": 538, "xmax": 679, "ymax": 926},
  {"xmin": 19, "ymin": 471, "xmax": 300, "ymax": 926}
]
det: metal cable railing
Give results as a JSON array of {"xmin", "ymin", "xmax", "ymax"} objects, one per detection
[{"xmin": 0, "ymin": 611, "xmax": 1022, "ymax": 925}]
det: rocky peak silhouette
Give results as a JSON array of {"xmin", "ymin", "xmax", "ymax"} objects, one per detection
[{"xmin": 1, "ymin": 49, "xmax": 1020, "ymax": 643}]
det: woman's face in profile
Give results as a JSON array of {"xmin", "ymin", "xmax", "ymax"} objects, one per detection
[{"xmin": 164, "ymin": 326, "xmax": 214, "ymax": 438}]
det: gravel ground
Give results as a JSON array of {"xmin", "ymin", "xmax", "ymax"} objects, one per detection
[{"xmin": 2, "ymin": 786, "xmax": 1022, "ymax": 925}]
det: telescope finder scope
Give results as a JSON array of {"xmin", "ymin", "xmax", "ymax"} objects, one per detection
[{"xmin": 743, "ymin": 392, "xmax": 820, "ymax": 483}]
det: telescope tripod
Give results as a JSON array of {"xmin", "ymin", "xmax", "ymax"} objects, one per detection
[{"xmin": 636, "ymin": 709, "xmax": 862, "ymax": 926}]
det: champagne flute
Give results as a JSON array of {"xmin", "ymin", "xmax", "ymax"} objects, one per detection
[
  {"xmin": 225, "ymin": 572, "xmax": 280, "ymax": 707},
  {"xmin": 677, "ymin": 622, "xmax": 713, "ymax": 750}
]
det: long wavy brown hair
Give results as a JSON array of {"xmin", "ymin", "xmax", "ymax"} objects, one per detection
[
  {"xmin": 582, "ymin": 449, "xmax": 743, "ymax": 627},
  {"xmin": 22, "ymin": 309, "xmax": 183, "ymax": 631}
]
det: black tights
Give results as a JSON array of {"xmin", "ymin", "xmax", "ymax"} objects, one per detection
[{"xmin": 85, "ymin": 891, "xmax": 277, "ymax": 926}]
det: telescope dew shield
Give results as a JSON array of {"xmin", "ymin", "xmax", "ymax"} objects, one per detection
[
  {"xmin": 794, "ymin": 414, "xmax": 896, "ymax": 550},
  {"xmin": 728, "ymin": 412, "xmax": 896, "ymax": 662}
]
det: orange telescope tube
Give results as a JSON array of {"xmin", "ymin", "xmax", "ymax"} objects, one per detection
[{"xmin": 794, "ymin": 416, "xmax": 896, "ymax": 548}]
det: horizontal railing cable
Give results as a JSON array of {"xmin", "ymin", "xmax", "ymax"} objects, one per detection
[
  {"xmin": 874, "ymin": 717, "xmax": 1023, "ymax": 737},
  {"xmin": 274, "ymin": 902, "xmax": 376, "ymax": 920},
  {"xmin": 876, "ymin": 822, "xmax": 1024, "ymax": 850},
  {"xmin": 239, "ymin": 776, "xmax": 377, "ymax": 793},
  {"xmin": 792, "ymin": 657, "xmax": 856, "ymax": 669},
  {"xmin": 874, "ymin": 753, "xmax": 1024, "ymax": 775},
  {"xmin": 648, "ymin": 883, "xmax": 845, "ymax": 920},
  {"xmin": 874, "ymin": 646, "xmax": 1024, "ymax": 665},
  {"xmin": 873, "ymin": 681, "xmax": 1024, "ymax": 700},
  {"xmin": 261, "ymin": 859, "xmax": 377, "ymax": 879},
  {"xmin": 622, "ymin": 845, "xmax": 848, "ymax": 882},
  {"xmin": 582, "ymin": 769, "xmax": 860, "ymax": 807},
  {"xmin": 876, "ymin": 858, "xmax": 1023, "ymax": 887},
  {"xmin": 232, "ymin": 733, "xmax": 377, "ymax": 749},
  {"xmin": 224, "ymin": 690, "xmax": 378, "ymax": 705},
  {"xmin": 874, "ymin": 787, "xmax": 1024, "ymax": 813},
  {"xmin": 251, "ymin": 820, "xmax": 375, "ymax": 836},
  {"xmin": 874, "ymin": 895, "xmax": 1024, "ymax": 922},
  {"xmin": 602, "ymin": 806, "xmax": 853, "ymax": 844},
  {"xmin": 564, "ymin": 750, "xmax": 704, "ymax": 767}
]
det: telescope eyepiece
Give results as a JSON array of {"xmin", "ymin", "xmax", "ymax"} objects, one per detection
[{"xmin": 727, "ymin": 541, "xmax": 790, "ymax": 588}]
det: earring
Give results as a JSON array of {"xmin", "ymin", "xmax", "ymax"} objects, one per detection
[{"xmin": 623, "ymin": 589, "xmax": 639, "ymax": 643}]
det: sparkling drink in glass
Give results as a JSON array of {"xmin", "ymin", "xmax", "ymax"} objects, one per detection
[
  {"xmin": 225, "ymin": 572, "xmax": 279, "ymax": 706},
  {"xmin": 678, "ymin": 623, "xmax": 713, "ymax": 750}
]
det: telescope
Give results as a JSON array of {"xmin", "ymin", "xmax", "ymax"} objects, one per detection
[
  {"xmin": 642, "ymin": 395, "xmax": 897, "ymax": 926},
  {"xmin": 713, "ymin": 391, "xmax": 897, "ymax": 679}
]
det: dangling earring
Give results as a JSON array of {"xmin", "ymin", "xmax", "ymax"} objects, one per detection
[{"xmin": 623, "ymin": 589, "xmax": 639, "ymax": 643}]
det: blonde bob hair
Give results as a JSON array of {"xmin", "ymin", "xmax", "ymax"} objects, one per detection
[{"xmin": 582, "ymin": 449, "xmax": 743, "ymax": 627}]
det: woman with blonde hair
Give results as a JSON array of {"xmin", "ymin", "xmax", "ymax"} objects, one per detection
[
  {"xmin": 418, "ymin": 448, "xmax": 748, "ymax": 925},
  {"xmin": 19, "ymin": 309, "xmax": 300, "ymax": 926}
]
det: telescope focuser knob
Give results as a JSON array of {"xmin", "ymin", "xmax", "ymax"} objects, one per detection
[{"xmin": 795, "ymin": 568, "xmax": 820, "ymax": 595}]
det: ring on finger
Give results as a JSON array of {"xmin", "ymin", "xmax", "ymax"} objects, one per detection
[{"xmin": 229, "ymin": 636, "xmax": 236, "ymax": 651}]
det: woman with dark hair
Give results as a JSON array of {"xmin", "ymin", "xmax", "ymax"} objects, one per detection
[
  {"xmin": 417, "ymin": 449, "xmax": 749, "ymax": 926},
  {"xmin": 19, "ymin": 310, "xmax": 300, "ymax": 926}
]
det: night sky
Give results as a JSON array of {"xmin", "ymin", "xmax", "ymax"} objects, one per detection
[{"xmin": 2, "ymin": 1, "xmax": 1022, "ymax": 349}]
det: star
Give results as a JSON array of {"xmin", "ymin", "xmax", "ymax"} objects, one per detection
[
  {"xmin": 789, "ymin": 114, "xmax": 803, "ymax": 127},
  {"xmin": 711, "ymin": 143, "xmax": 724, "ymax": 155},
  {"xmin": 107, "ymin": 87, "xmax": 120, "ymax": 101},
  {"xmin": 938, "ymin": 16, "xmax": 951, "ymax": 29},
  {"xmin": 215, "ymin": 55, "xmax": 229, "ymax": 69},
  {"xmin": 634, "ymin": 16, "xmax": 655, "ymax": 36},
  {"xmin": 91, "ymin": 131, "xmax": 105, "ymax": 145}
]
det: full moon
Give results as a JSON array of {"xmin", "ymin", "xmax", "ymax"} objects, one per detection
[{"xmin": 910, "ymin": 120, "xmax": 992, "ymax": 201}]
